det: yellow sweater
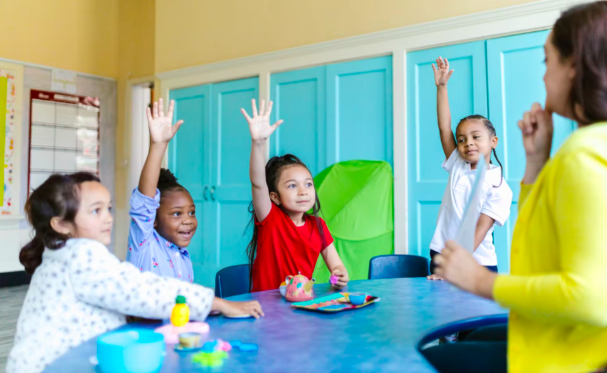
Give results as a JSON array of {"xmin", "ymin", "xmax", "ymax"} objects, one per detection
[{"xmin": 493, "ymin": 122, "xmax": 607, "ymax": 373}]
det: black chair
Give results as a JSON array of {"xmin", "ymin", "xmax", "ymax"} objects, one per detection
[
  {"xmin": 368, "ymin": 254, "xmax": 430, "ymax": 279},
  {"xmin": 214, "ymin": 264, "xmax": 250, "ymax": 298}
]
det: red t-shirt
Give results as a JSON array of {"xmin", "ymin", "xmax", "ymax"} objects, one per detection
[{"xmin": 251, "ymin": 203, "xmax": 333, "ymax": 292}]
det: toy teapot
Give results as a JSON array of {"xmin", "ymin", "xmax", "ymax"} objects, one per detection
[{"xmin": 285, "ymin": 272, "xmax": 315, "ymax": 302}]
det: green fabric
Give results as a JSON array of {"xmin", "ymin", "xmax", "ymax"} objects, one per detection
[{"xmin": 312, "ymin": 160, "xmax": 394, "ymax": 282}]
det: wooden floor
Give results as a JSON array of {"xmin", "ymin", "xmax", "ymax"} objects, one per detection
[{"xmin": 0, "ymin": 285, "xmax": 28, "ymax": 373}]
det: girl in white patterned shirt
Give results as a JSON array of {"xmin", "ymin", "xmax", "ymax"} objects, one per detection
[{"xmin": 8, "ymin": 173, "xmax": 263, "ymax": 373}]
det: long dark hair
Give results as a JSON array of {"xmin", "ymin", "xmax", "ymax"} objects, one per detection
[
  {"xmin": 244, "ymin": 154, "xmax": 326, "ymax": 289},
  {"xmin": 20, "ymin": 172, "xmax": 100, "ymax": 274},
  {"xmin": 552, "ymin": 1, "xmax": 607, "ymax": 124},
  {"xmin": 457, "ymin": 114, "xmax": 504, "ymax": 187}
]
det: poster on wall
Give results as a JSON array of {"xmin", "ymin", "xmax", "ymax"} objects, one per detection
[
  {"xmin": 0, "ymin": 62, "xmax": 23, "ymax": 215},
  {"xmin": 28, "ymin": 90, "xmax": 100, "ymax": 195}
]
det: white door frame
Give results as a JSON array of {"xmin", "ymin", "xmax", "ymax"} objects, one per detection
[{"xmin": 155, "ymin": 0, "xmax": 589, "ymax": 255}]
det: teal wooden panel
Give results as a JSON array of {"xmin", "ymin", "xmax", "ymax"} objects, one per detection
[
  {"xmin": 407, "ymin": 41, "xmax": 488, "ymax": 257},
  {"xmin": 326, "ymin": 56, "xmax": 393, "ymax": 167},
  {"xmin": 270, "ymin": 66, "xmax": 326, "ymax": 175},
  {"xmin": 487, "ymin": 30, "xmax": 576, "ymax": 273},
  {"xmin": 208, "ymin": 77, "xmax": 259, "ymax": 288},
  {"xmin": 170, "ymin": 85, "xmax": 212, "ymax": 285}
]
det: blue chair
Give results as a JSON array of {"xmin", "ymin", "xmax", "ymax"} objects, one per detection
[
  {"xmin": 417, "ymin": 315, "xmax": 509, "ymax": 373},
  {"xmin": 214, "ymin": 264, "xmax": 250, "ymax": 298},
  {"xmin": 368, "ymin": 254, "xmax": 430, "ymax": 279}
]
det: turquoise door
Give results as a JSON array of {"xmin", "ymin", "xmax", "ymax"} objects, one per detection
[
  {"xmin": 208, "ymin": 78, "xmax": 258, "ymax": 288},
  {"xmin": 487, "ymin": 30, "xmax": 576, "ymax": 272},
  {"xmin": 270, "ymin": 66, "xmax": 326, "ymax": 175},
  {"xmin": 326, "ymin": 56, "xmax": 393, "ymax": 166},
  {"xmin": 407, "ymin": 41, "xmax": 488, "ymax": 259},
  {"xmin": 170, "ymin": 78, "xmax": 258, "ymax": 287},
  {"xmin": 271, "ymin": 56, "xmax": 393, "ymax": 172},
  {"xmin": 407, "ymin": 31, "xmax": 576, "ymax": 272},
  {"xmin": 170, "ymin": 85, "xmax": 212, "ymax": 285}
]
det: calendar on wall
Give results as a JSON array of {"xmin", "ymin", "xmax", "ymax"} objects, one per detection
[{"xmin": 28, "ymin": 90, "xmax": 100, "ymax": 193}]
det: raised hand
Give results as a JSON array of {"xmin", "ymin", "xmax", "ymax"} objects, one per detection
[
  {"xmin": 432, "ymin": 57, "xmax": 454, "ymax": 87},
  {"xmin": 146, "ymin": 98, "xmax": 184, "ymax": 145},
  {"xmin": 241, "ymin": 99, "xmax": 283, "ymax": 142},
  {"xmin": 518, "ymin": 102, "xmax": 554, "ymax": 160},
  {"xmin": 518, "ymin": 103, "xmax": 554, "ymax": 184}
]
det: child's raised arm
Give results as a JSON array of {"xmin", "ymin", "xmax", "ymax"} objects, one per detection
[
  {"xmin": 241, "ymin": 99, "xmax": 283, "ymax": 222},
  {"xmin": 139, "ymin": 98, "xmax": 183, "ymax": 198},
  {"xmin": 432, "ymin": 57, "xmax": 456, "ymax": 159}
]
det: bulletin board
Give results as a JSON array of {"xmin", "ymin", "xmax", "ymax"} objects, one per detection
[
  {"xmin": 0, "ymin": 61, "xmax": 23, "ymax": 215},
  {"xmin": 27, "ymin": 89, "xmax": 100, "ymax": 194}
]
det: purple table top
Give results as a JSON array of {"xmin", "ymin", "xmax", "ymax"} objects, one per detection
[{"xmin": 43, "ymin": 278, "xmax": 506, "ymax": 373}]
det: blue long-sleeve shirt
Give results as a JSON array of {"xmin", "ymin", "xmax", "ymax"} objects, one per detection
[{"xmin": 126, "ymin": 188, "xmax": 194, "ymax": 283}]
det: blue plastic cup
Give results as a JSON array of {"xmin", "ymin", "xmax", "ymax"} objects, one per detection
[
  {"xmin": 97, "ymin": 330, "xmax": 165, "ymax": 373},
  {"xmin": 348, "ymin": 292, "xmax": 369, "ymax": 306}
]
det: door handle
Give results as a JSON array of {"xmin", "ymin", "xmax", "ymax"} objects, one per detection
[
  {"xmin": 210, "ymin": 186, "xmax": 216, "ymax": 201},
  {"xmin": 203, "ymin": 185, "xmax": 209, "ymax": 201}
]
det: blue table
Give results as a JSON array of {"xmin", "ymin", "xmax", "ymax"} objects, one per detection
[{"xmin": 44, "ymin": 278, "xmax": 507, "ymax": 373}]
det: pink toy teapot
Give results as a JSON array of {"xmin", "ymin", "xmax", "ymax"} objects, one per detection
[{"xmin": 285, "ymin": 272, "xmax": 315, "ymax": 302}]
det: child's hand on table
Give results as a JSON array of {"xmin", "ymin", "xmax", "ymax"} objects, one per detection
[
  {"xmin": 426, "ymin": 274, "xmax": 444, "ymax": 281},
  {"xmin": 213, "ymin": 298, "xmax": 265, "ymax": 319},
  {"xmin": 331, "ymin": 268, "xmax": 349, "ymax": 289}
]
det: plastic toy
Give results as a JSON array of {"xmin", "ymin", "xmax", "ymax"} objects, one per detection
[
  {"xmin": 97, "ymin": 330, "xmax": 165, "ymax": 373},
  {"xmin": 348, "ymin": 292, "xmax": 368, "ymax": 305},
  {"xmin": 279, "ymin": 281, "xmax": 287, "ymax": 297},
  {"xmin": 178, "ymin": 332, "xmax": 201, "ymax": 348},
  {"xmin": 330, "ymin": 275, "xmax": 339, "ymax": 285},
  {"xmin": 154, "ymin": 322, "xmax": 209, "ymax": 345},
  {"xmin": 170, "ymin": 295, "xmax": 190, "ymax": 327},
  {"xmin": 285, "ymin": 272, "xmax": 315, "ymax": 302},
  {"xmin": 292, "ymin": 292, "xmax": 380, "ymax": 313},
  {"xmin": 192, "ymin": 351, "xmax": 228, "ymax": 368}
]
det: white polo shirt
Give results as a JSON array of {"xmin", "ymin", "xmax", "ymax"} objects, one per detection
[{"xmin": 429, "ymin": 150, "xmax": 513, "ymax": 266}]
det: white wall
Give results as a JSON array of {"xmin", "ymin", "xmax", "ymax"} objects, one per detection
[{"xmin": 0, "ymin": 64, "xmax": 117, "ymax": 274}]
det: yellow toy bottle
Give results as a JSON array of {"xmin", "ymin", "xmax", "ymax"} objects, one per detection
[{"xmin": 170, "ymin": 295, "xmax": 190, "ymax": 327}]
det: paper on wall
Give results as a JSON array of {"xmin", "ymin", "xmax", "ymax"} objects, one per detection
[{"xmin": 51, "ymin": 69, "xmax": 77, "ymax": 94}]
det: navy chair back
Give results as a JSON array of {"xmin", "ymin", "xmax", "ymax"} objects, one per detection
[
  {"xmin": 215, "ymin": 264, "xmax": 250, "ymax": 298},
  {"xmin": 368, "ymin": 254, "xmax": 430, "ymax": 279}
]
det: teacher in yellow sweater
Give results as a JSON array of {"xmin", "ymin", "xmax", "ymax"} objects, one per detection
[{"xmin": 434, "ymin": 2, "xmax": 607, "ymax": 372}]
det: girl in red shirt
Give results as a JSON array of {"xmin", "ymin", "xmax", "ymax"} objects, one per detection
[{"xmin": 241, "ymin": 99, "xmax": 350, "ymax": 292}]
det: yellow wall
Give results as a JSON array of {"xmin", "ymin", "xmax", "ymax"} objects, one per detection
[
  {"xmin": 116, "ymin": 0, "xmax": 156, "ymax": 209},
  {"xmin": 155, "ymin": 0, "xmax": 542, "ymax": 73},
  {"xmin": 0, "ymin": 0, "xmax": 119, "ymax": 78}
]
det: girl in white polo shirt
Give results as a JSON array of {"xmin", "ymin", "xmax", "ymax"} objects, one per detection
[{"xmin": 428, "ymin": 57, "xmax": 513, "ymax": 278}]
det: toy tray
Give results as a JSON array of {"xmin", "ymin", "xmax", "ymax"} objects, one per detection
[{"xmin": 292, "ymin": 292, "xmax": 380, "ymax": 313}]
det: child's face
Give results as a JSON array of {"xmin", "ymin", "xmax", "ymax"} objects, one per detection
[
  {"xmin": 456, "ymin": 119, "xmax": 498, "ymax": 165},
  {"xmin": 155, "ymin": 190, "xmax": 198, "ymax": 248},
  {"xmin": 73, "ymin": 181, "xmax": 113, "ymax": 245},
  {"xmin": 271, "ymin": 165, "xmax": 316, "ymax": 213}
]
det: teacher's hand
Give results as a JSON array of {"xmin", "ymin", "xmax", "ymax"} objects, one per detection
[
  {"xmin": 433, "ymin": 241, "xmax": 497, "ymax": 300},
  {"xmin": 518, "ymin": 102, "xmax": 554, "ymax": 184}
]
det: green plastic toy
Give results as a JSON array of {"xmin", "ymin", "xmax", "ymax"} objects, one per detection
[{"xmin": 311, "ymin": 160, "xmax": 394, "ymax": 282}]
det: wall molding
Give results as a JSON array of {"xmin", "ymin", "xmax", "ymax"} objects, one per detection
[{"xmin": 156, "ymin": 0, "xmax": 590, "ymax": 255}]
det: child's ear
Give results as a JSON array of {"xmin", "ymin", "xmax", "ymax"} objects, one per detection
[
  {"xmin": 492, "ymin": 136, "xmax": 499, "ymax": 149},
  {"xmin": 269, "ymin": 192, "xmax": 281, "ymax": 206},
  {"xmin": 50, "ymin": 217, "xmax": 73, "ymax": 236}
]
